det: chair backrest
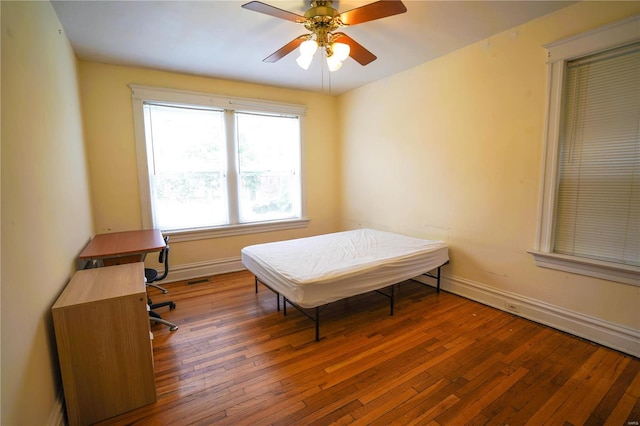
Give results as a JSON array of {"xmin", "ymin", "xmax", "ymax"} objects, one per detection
[{"xmin": 155, "ymin": 236, "xmax": 170, "ymax": 281}]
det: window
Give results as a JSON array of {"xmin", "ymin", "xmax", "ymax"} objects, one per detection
[
  {"xmin": 530, "ymin": 16, "xmax": 639, "ymax": 286},
  {"xmin": 131, "ymin": 85, "xmax": 308, "ymax": 241}
]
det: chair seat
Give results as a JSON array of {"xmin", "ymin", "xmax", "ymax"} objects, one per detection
[{"xmin": 145, "ymin": 268, "xmax": 159, "ymax": 283}]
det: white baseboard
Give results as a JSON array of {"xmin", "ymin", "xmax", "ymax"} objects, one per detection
[
  {"xmin": 165, "ymin": 257, "xmax": 245, "ymax": 284},
  {"xmin": 47, "ymin": 387, "xmax": 65, "ymax": 426},
  {"xmin": 414, "ymin": 273, "xmax": 640, "ymax": 358}
]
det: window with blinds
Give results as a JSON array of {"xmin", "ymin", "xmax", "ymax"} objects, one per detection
[{"xmin": 553, "ymin": 42, "xmax": 639, "ymax": 267}]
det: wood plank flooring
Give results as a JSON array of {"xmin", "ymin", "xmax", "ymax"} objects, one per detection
[{"xmin": 96, "ymin": 270, "xmax": 640, "ymax": 425}]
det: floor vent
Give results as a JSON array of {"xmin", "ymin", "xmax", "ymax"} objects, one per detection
[{"xmin": 187, "ymin": 278, "xmax": 210, "ymax": 285}]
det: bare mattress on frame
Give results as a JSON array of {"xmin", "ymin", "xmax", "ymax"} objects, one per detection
[{"xmin": 241, "ymin": 228, "xmax": 449, "ymax": 309}]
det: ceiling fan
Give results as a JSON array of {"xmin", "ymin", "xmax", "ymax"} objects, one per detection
[{"xmin": 241, "ymin": 0, "xmax": 407, "ymax": 71}]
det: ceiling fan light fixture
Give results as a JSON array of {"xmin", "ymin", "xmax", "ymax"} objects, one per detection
[
  {"xmin": 299, "ymin": 39, "xmax": 318, "ymax": 57},
  {"xmin": 326, "ymin": 54, "xmax": 343, "ymax": 72},
  {"xmin": 296, "ymin": 54, "xmax": 314, "ymax": 70},
  {"xmin": 332, "ymin": 42, "xmax": 350, "ymax": 62}
]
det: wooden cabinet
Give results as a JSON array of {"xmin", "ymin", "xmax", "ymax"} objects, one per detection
[{"xmin": 52, "ymin": 262, "xmax": 156, "ymax": 426}]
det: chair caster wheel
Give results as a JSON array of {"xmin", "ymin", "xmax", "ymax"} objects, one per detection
[
  {"xmin": 170, "ymin": 302, "xmax": 176, "ymax": 310},
  {"xmin": 170, "ymin": 325, "xmax": 178, "ymax": 331},
  {"xmin": 162, "ymin": 289, "xmax": 168, "ymax": 294}
]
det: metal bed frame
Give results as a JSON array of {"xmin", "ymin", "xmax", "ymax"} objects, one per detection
[{"xmin": 254, "ymin": 261, "xmax": 449, "ymax": 341}]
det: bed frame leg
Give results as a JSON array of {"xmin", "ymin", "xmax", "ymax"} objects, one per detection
[
  {"xmin": 280, "ymin": 298, "xmax": 321, "ymax": 341},
  {"xmin": 254, "ymin": 276, "xmax": 282, "ymax": 311},
  {"xmin": 390, "ymin": 284, "xmax": 395, "ymax": 316},
  {"xmin": 436, "ymin": 266, "xmax": 441, "ymax": 293}
]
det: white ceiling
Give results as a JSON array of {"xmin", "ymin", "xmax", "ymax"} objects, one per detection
[{"xmin": 51, "ymin": 0, "xmax": 574, "ymax": 95}]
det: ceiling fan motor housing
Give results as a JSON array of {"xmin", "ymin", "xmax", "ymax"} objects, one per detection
[
  {"xmin": 305, "ymin": 1, "xmax": 340, "ymax": 19},
  {"xmin": 304, "ymin": 1, "xmax": 344, "ymax": 47}
]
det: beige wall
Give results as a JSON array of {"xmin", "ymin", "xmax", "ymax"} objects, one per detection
[
  {"xmin": 1, "ymin": 1, "xmax": 94, "ymax": 424},
  {"xmin": 338, "ymin": 2, "xmax": 640, "ymax": 337},
  {"xmin": 78, "ymin": 62, "xmax": 341, "ymax": 267}
]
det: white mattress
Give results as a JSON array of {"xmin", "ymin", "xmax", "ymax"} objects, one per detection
[{"xmin": 241, "ymin": 228, "xmax": 449, "ymax": 308}]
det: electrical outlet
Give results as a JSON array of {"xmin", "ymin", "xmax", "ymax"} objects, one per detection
[{"xmin": 505, "ymin": 301, "xmax": 520, "ymax": 313}]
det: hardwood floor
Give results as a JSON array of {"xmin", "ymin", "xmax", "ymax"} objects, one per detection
[{"xmin": 97, "ymin": 270, "xmax": 640, "ymax": 425}]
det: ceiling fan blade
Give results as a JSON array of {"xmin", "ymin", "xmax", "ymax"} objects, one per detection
[
  {"xmin": 263, "ymin": 35, "xmax": 308, "ymax": 63},
  {"xmin": 339, "ymin": 0, "xmax": 407, "ymax": 26},
  {"xmin": 241, "ymin": 1, "xmax": 305, "ymax": 23},
  {"xmin": 333, "ymin": 33, "xmax": 377, "ymax": 66}
]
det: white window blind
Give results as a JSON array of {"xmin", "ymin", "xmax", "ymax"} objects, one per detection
[{"xmin": 554, "ymin": 41, "xmax": 640, "ymax": 267}]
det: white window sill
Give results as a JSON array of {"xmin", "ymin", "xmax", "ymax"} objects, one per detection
[
  {"xmin": 528, "ymin": 250, "xmax": 640, "ymax": 287},
  {"xmin": 163, "ymin": 218, "xmax": 310, "ymax": 243}
]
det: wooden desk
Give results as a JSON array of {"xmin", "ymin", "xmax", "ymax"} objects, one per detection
[
  {"xmin": 79, "ymin": 229, "xmax": 166, "ymax": 266},
  {"xmin": 52, "ymin": 263, "xmax": 156, "ymax": 425}
]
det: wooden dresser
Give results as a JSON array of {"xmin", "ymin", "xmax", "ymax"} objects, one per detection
[{"xmin": 52, "ymin": 262, "xmax": 156, "ymax": 425}]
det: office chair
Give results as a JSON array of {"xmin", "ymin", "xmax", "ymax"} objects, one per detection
[
  {"xmin": 149, "ymin": 305, "xmax": 178, "ymax": 331},
  {"xmin": 145, "ymin": 236, "xmax": 170, "ymax": 294},
  {"xmin": 148, "ymin": 293, "xmax": 177, "ymax": 331},
  {"xmin": 145, "ymin": 236, "xmax": 178, "ymax": 331}
]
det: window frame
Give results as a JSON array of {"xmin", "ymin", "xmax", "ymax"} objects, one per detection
[
  {"xmin": 130, "ymin": 85, "xmax": 309, "ymax": 243},
  {"xmin": 529, "ymin": 15, "xmax": 640, "ymax": 286}
]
